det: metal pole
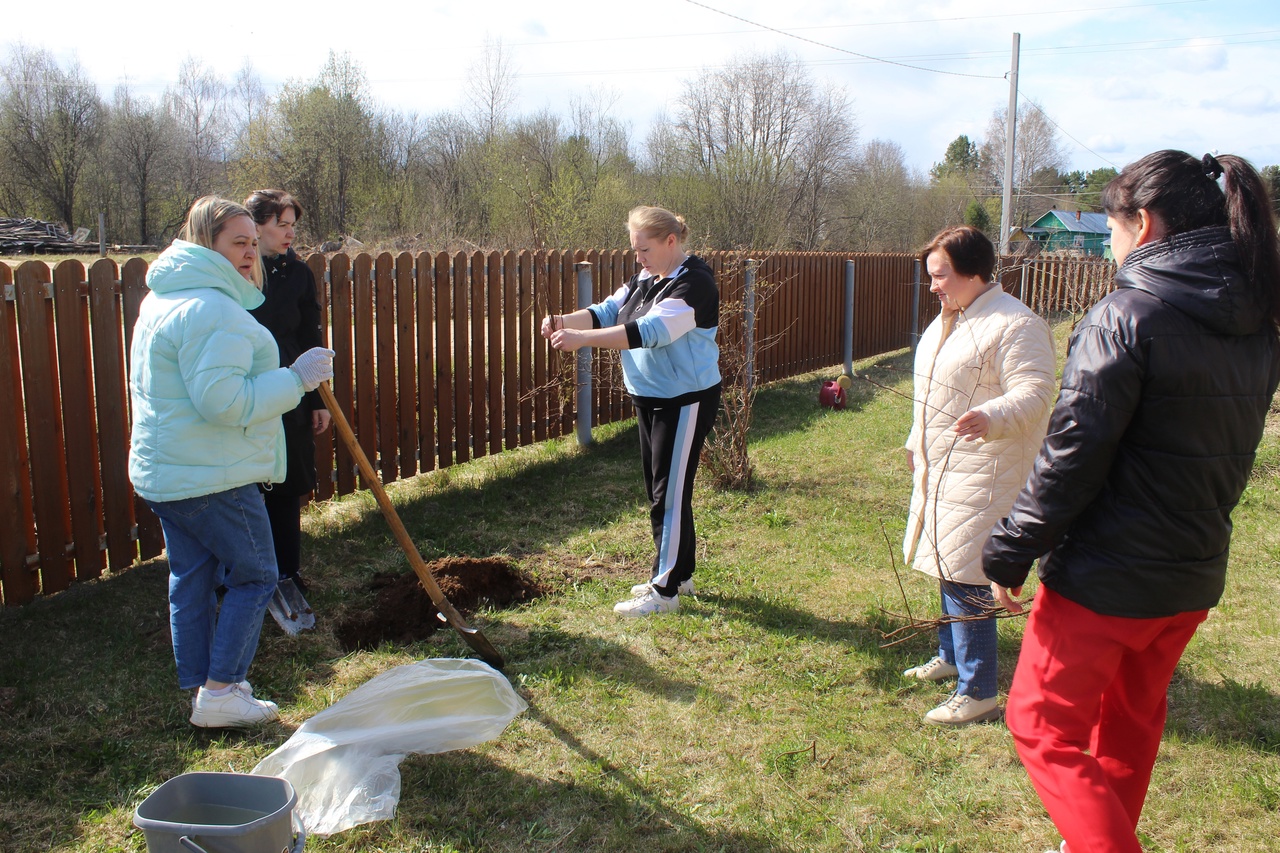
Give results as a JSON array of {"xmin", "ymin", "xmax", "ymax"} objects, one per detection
[
  {"xmin": 744, "ymin": 259, "xmax": 758, "ymax": 396},
  {"xmin": 1019, "ymin": 259, "xmax": 1029, "ymax": 304},
  {"xmin": 574, "ymin": 261, "xmax": 593, "ymax": 447},
  {"xmin": 843, "ymin": 259, "xmax": 855, "ymax": 377},
  {"xmin": 98, "ymin": 212, "xmax": 106, "ymax": 258},
  {"xmin": 910, "ymin": 258, "xmax": 922, "ymax": 351},
  {"xmin": 999, "ymin": 32, "xmax": 1021, "ymax": 255}
]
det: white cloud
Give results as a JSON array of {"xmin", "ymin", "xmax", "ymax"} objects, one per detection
[
  {"xmin": 520, "ymin": 20, "xmax": 548, "ymax": 38},
  {"xmin": 1205, "ymin": 86, "xmax": 1280, "ymax": 115},
  {"xmin": 1097, "ymin": 77, "xmax": 1155, "ymax": 102},
  {"xmin": 1085, "ymin": 135, "xmax": 1126, "ymax": 155},
  {"xmin": 1179, "ymin": 39, "xmax": 1228, "ymax": 73}
]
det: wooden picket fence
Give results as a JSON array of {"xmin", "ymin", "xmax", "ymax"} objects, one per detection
[{"xmin": 0, "ymin": 248, "xmax": 1113, "ymax": 605}]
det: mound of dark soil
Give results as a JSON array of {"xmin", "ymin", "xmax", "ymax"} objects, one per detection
[{"xmin": 334, "ymin": 556, "xmax": 543, "ymax": 652}]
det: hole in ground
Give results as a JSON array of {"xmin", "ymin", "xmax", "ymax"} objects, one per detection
[{"xmin": 334, "ymin": 556, "xmax": 545, "ymax": 653}]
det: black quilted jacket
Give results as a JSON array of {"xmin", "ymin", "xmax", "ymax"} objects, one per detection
[{"xmin": 983, "ymin": 225, "xmax": 1280, "ymax": 617}]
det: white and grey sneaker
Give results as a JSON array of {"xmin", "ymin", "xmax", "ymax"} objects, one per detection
[
  {"xmin": 902, "ymin": 656, "xmax": 959, "ymax": 682},
  {"xmin": 923, "ymin": 693, "xmax": 1002, "ymax": 727},
  {"xmin": 629, "ymin": 579, "xmax": 695, "ymax": 597},
  {"xmin": 190, "ymin": 683, "xmax": 280, "ymax": 728},
  {"xmin": 614, "ymin": 587, "xmax": 679, "ymax": 617}
]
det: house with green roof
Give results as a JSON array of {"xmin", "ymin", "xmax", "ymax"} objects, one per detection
[{"xmin": 1021, "ymin": 209, "xmax": 1111, "ymax": 257}]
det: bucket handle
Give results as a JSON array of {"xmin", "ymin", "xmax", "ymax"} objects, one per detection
[
  {"xmin": 288, "ymin": 811, "xmax": 307, "ymax": 853},
  {"xmin": 176, "ymin": 819, "xmax": 304, "ymax": 853}
]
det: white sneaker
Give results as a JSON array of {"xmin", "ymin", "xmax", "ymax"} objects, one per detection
[
  {"xmin": 903, "ymin": 656, "xmax": 959, "ymax": 682},
  {"xmin": 192, "ymin": 681, "xmax": 254, "ymax": 713},
  {"xmin": 629, "ymin": 579, "xmax": 695, "ymax": 597},
  {"xmin": 190, "ymin": 683, "xmax": 280, "ymax": 728},
  {"xmin": 923, "ymin": 693, "xmax": 1002, "ymax": 727},
  {"xmin": 614, "ymin": 587, "xmax": 679, "ymax": 617}
]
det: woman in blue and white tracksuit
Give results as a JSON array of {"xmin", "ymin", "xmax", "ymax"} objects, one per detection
[{"xmin": 543, "ymin": 206, "xmax": 720, "ymax": 617}]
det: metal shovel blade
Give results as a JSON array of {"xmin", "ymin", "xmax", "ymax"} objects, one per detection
[{"xmin": 267, "ymin": 578, "xmax": 316, "ymax": 636}]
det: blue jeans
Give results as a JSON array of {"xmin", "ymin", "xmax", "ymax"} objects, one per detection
[
  {"xmin": 938, "ymin": 580, "xmax": 999, "ymax": 700},
  {"xmin": 147, "ymin": 484, "xmax": 278, "ymax": 689}
]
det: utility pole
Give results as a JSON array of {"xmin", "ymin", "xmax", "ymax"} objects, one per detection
[{"xmin": 999, "ymin": 32, "xmax": 1021, "ymax": 255}]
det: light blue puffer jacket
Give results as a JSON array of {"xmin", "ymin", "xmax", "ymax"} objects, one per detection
[{"xmin": 128, "ymin": 240, "xmax": 305, "ymax": 502}]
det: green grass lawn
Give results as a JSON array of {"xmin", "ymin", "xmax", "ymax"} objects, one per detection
[{"xmin": 2, "ymin": 330, "xmax": 1278, "ymax": 853}]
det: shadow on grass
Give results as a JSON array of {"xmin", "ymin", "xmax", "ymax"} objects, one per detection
[
  {"xmin": 0, "ymin": 545, "xmax": 360, "ymax": 851},
  {"xmin": 694, "ymin": 591, "xmax": 936, "ymax": 693},
  {"xmin": 306, "ymin": 421, "xmax": 645, "ymax": 566},
  {"xmin": 1167, "ymin": 671, "xmax": 1280, "ymax": 754},
  {"xmin": 750, "ymin": 349, "xmax": 913, "ymax": 443},
  {"xmin": 501, "ymin": 623, "xmax": 731, "ymax": 706},
  {"xmin": 389, "ymin": 718, "xmax": 789, "ymax": 852}
]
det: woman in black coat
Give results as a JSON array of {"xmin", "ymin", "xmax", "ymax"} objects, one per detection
[
  {"xmin": 982, "ymin": 151, "xmax": 1280, "ymax": 853},
  {"xmin": 246, "ymin": 189, "xmax": 330, "ymax": 632}
]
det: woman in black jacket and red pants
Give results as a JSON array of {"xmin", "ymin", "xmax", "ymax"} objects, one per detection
[
  {"xmin": 983, "ymin": 151, "xmax": 1280, "ymax": 853},
  {"xmin": 246, "ymin": 189, "xmax": 331, "ymax": 632}
]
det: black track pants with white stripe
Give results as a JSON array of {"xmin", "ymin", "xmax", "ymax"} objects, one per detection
[{"xmin": 636, "ymin": 385, "xmax": 721, "ymax": 597}]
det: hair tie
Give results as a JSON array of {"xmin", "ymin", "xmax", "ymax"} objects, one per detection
[{"xmin": 1202, "ymin": 153, "xmax": 1224, "ymax": 180}]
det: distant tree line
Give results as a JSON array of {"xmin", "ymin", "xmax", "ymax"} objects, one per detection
[{"xmin": 4, "ymin": 43, "xmax": 1272, "ymax": 253}]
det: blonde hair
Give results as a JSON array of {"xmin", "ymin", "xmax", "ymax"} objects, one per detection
[
  {"xmin": 627, "ymin": 205, "xmax": 689, "ymax": 244},
  {"xmin": 179, "ymin": 195, "xmax": 263, "ymax": 287}
]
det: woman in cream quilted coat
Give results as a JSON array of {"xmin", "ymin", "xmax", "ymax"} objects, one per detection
[{"xmin": 901, "ymin": 226, "xmax": 1056, "ymax": 727}]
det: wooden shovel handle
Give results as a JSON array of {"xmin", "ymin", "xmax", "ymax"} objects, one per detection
[{"xmin": 316, "ymin": 381, "xmax": 504, "ymax": 668}]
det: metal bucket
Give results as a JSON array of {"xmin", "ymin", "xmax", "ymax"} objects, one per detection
[{"xmin": 133, "ymin": 772, "xmax": 304, "ymax": 853}]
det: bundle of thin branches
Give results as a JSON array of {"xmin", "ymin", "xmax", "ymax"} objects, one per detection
[
  {"xmin": 878, "ymin": 603, "xmax": 1027, "ymax": 648},
  {"xmin": 875, "ymin": 487, "xmax": 1028, "ymax": 650},
  {"xmin": 703, "ymin": 308, "xmax": 756, "ymax": 489}
]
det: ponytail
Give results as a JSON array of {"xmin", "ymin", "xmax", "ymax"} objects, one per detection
[
  {"xmin": 1103, "ymin": 149, "xmax": 1280, "ymax": 326},
  {"xmin": 1218, "ymin": 155, "xmax": 1280, "ymax": 325}
]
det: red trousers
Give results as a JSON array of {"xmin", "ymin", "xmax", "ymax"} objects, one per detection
[{"xmin": 1006, "ymin": 585, "xmax": 1207, "ymax": 853}]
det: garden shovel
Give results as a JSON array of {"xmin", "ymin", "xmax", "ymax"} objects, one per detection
[
  {"xmin": 267, "ymin": 577, "xmax": 315, "ymax": 636},
  {"xmin": 316, "ymin": 381, "xmax": 505, "ymax": 669}
]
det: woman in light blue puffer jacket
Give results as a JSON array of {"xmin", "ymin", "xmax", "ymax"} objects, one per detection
[{"xmin": 129, "ymin": 196, "xmax": 333, "ymax": 728}]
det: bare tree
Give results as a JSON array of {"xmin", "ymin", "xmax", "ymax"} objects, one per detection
[
  {"xmin": 164, "ymin": 57, "xmax": 230, "ymax": 217},
  {"xmin": 656, "ymin": 50, "xmax": 856, "ymax": 249},
  {"xmin": 108, "ymin": 84, "xmax": 178, "ymax": 244},
  {"xmin": 837, "ymin": 139, "xmax": 919, "ymax": 252},
  {"xmin": 979, "ymin": 100, "xmax": 1068, "ymax": 227},
  {"xmin": 569, "ymin": 87, "xmax": 631, "ymax": 179},
  {"xmin": 0, "ymin": 44, "xmax": 104, "ymax": 228},
  {"xmin": 789, "ymin": 83, "xmax": 858, "ymax": 249},
  {"xmin": 227, "ymin": 62, "xmax": 268, "ymax": 154},
  {"xmin": 465, "ymin": 36, "xmax": 518, "ymax": 142}
]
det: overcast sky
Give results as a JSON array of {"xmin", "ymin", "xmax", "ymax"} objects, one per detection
[{"xmin": 8, "ymin": 0, "xmax": 1280, "ymax": 176}]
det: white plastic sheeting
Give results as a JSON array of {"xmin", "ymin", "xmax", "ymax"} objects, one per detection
[{"xmin": 252, "ymin": 658, "xmax": 526, "ymax": 836}]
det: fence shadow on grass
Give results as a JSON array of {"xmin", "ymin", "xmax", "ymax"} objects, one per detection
[{"xmin": 302, "ymin": 421, "xmax": 645, "ymax": 572}]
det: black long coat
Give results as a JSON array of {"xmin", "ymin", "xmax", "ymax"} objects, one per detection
[{"xmin": 249, "ymin": 249, "xmax": 325, "ymax": 497}]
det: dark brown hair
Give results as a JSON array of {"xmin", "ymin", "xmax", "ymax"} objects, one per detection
[
  {"xmin": 920, "ymin": 225, "xmax": 996, "ymax": 283},
  {"xmin": 1102, "ymin": 149, "xmax": 1280, "ymax": 324},
  {"xmin": 244, "ymin": 189, "xmax": 304, "ymax": 226}
]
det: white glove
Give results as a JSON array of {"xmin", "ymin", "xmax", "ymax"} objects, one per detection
[{"xmin": 289, "ymin": 347, "xmax": 335, "ymax": 392}]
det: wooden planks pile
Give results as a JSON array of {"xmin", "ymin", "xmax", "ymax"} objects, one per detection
[{"xmin": 0, "ymin": 218, "xmax": 87, "ymax": 254}]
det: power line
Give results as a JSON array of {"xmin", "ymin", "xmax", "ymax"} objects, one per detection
[
  {"xmin": 511, "ymin": 0, "xmax": 1212, "ymax": 47},
  {"xmin": 1018, "ymin": 94, "xmax": 1120, "ymax": 170},
  {"xmin": 681, "ymin": 0, "xmax": 1006, "ymax": 80}
]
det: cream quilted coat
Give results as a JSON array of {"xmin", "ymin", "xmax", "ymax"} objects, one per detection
[{"xmin": 903, "ymin": 286, "xmax": 1056, "ymax": 585}]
